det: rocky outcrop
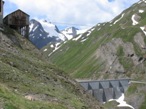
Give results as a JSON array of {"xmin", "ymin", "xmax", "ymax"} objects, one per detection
[
  {"xmin": 94, "ymin": 37, "xmax": 144, "ymax": 73},
  {"xmin": 122, "ymin": 42, "xmax": 139, "ymax": 65},
  {"xmin": 134, "ymin": 32, "xmax": 146, "ymax": 50},
  {"xmin": 96, "ymin": 38, "xmax": 125, "ymax": 73}
]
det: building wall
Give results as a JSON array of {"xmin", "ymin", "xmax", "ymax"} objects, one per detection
[
  {"xmin": 7, "ymin": 10, "xmax": 29, "ymax": 26},
  {"xmin": 0, "ymin": 0, "xmax": 4, "ymax": 25},
  {"xmin": 3, "ymin": 9, "xmax": 29, "ymax": 39}
]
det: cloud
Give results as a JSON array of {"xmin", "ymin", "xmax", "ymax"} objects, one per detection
[{"xmin": 4, "ymin": 0, "xmax": 139, "ymax": 28}]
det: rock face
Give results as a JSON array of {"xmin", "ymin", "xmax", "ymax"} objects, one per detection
[
  {"xmin": 94, "ymin": 37, "xmax": 144, "ymax": 73},
  {"xmin": 95, "ymin": 38, "xmax": 125, "ymax": 73},
  {"xmin": 134, "ymin": 32, "xmax": 146, "ymax": 50}
]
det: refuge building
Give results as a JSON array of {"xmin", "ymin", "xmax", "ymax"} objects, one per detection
[{"xmin": 3, "ymin": 9, "xmax": 29, "ymax": 39}]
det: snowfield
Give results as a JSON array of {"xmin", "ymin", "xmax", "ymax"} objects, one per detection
[{"xmin": 39, "ymin": 20, "xmax": 66, "ymax": 41}]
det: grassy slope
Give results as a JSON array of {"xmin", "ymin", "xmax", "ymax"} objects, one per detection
[
  {"xmin": 48, "ymin": 2, "xmax": 146, "ymax": 79},
  {"xmin": 48, "ymin": 2, "xmax": 146, "ymax": 108},
  {"xmin": 0, "ymin": 27, "xmax": 102, "ymax": 109}
]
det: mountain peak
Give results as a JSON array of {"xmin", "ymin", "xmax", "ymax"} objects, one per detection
[
  {"xmin": 29, "ymin": 19, "xmax": 66, "ymax": 49},
  {"xmin": 29, "ymin": 19, "xmax": 89, "ymax": 48},
  {"xmin": 61, "ymin": 26, "xmax": 88, "ymax": 40}
]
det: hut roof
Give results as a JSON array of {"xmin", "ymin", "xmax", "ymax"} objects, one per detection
[{"xmin": 4, "ymin": 9, "xmax": 30, "ymax": 18}]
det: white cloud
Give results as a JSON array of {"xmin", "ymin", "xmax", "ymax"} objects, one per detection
[{"xmin": 4, "ymin": 0, "xmax": 139, "ymax": 28}]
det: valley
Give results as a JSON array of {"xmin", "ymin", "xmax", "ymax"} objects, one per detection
[
  {"xmin": 40, "ymin": 0, "xmax": 146, "ymax": 109},
  {"xmin": 0, "ymin": 0, "xmax": 146, "ymax": 109}
]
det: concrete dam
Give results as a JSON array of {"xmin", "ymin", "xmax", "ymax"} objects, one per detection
[{"xmin": 78, "ymin": 79, "xmax": 131, "ymax": 103}]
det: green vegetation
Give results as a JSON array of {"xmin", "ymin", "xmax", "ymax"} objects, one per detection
[
  {"xmin": 103, "ymin": 101, "xmax": 119, "ymax": 109},
  {"xmin": 44, "ymin": 2, "xmax": 146, "ymax": 108},
  {"xmin": 48, "ymin": 2, "xmax": 146, "ymax": 79},
  {"xmin": 0, "ymin": 27, "xmax": 102, "ymax": 109},
  {"xmin": 116, "ymin": 46, "xmax": 124, "ymax": 57},
  {"xmin": 119, "ymin": 57, "xmax": 134, "ymax": 71},
  {"xmin": 140, "ymin": 96, "xmax": 146, "ymax": 109},
  {"xmin": 0, "ymin": 84, "xmax": 67, "ymax": 109},
  {"xmin": 127, "ymin": 84, "xmax": 137, "ymax": 95}
]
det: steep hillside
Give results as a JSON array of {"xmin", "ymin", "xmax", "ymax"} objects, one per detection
[
  {"xmin": 41, "ymin": 27, "xmax": 90, "ymax": 57},
  {"xmin": 43, "ymin": 0, "xmax": 146, "ymax": 108},
  {"xmin": 0, "ymin": 27, "xmax": 102, "ymax": 109},
  {"xmin": 47, "ymin": 0, "xmax": 146, "ymax": 79}
]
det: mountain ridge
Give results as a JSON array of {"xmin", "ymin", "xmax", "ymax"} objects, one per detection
[
  {"xmin": 44, "ymin": 0, "xmax": 146, "ymax": 108},
  {"xmin": 29, "ymin": 19, "xmax": 89, "ymax": 49},
  {"xmin": 29, "ymin": 19, "xmax": 65, "ymax": 49},
  {"xmin": 47, "ymin": 0, "xmax": 146, "ymax": 78}
]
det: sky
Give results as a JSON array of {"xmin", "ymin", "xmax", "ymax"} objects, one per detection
[{"xmin": 3, "ymin": 0, "xmax": 139, "ymax": 30}]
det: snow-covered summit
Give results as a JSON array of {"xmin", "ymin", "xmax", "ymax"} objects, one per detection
[
  {"xmin": 29, "ymin": 19, "xmax": 89, "ymax": 49},
  {"xmin": 38, "ymin": 20, "xmax": 66, "ymax": 41},
  {"xmin": 61, "ymin": 26, "xmax": 89, "ymax": 40},
  {"xmin": 29, "ymin": 19, "xmax": 66, "ymax": 49},
  {"xmin": 61, "ymin": 27, "xmax": 79, "ymax": 40}
]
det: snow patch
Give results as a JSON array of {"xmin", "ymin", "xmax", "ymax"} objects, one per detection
[
  {"xmin": 43, "ymin": 49, "xmax": 47, "ymax": 52},
  {"xmin": 29, "ymin": 23, "xmax": 34, "ymax": 32},
  {"xmin": 140, "ymin": 26, "xmax": 146, "ymax": 36},
  {"xmin": 33, "ymin": 25, "xmax": 38, "ymax": 32},
  {"xmin": 77, "ymin": 28, "xmax": 89, "ymax": 34},
  {"xmin": 131, "ymin": 14, "xmax": 139, "ymax": 25},
  {"xmin": 48, "ymin": 43, "xmax": 61, "ymax": 56},
  {"xmin": 97, "ymin": 24, "xmax": 100, "ymax": 26},
  {"xmin": 80, "ymin": 38, "xmax": 88, "ymax": 42},
  {"xmin": 114, "ymin": 13, "xmax": 125, "ymax": 24},
  {"xmin": 86, "ymin": 28, "xmax": 95, "ymax": 36},
  {"xmin": 117, "ymin": 94, "xmax": 134, "ymax": 109},
  {"xmin": 139, "ymin": 10, "xmax": 144, "ymax": 13},
  {"xmin": 50, "ymin": 44, "xmax": 54, "ymax": 48},
  {"xmin": 62, "ymin": 27, "xmax": 89, "ymax": 40},
  {"xmin": 87, "ymin": 31, "xmax": 92, "ymax": 36},
  {"xmin": 72, "ymin": 34, "xmax": 82, "ymax": 41},
  {"xmin": 71, "ymin": 28, "xmax": 91, "ymax": 41},
  {"xmin": 138, "ymin": 1, "xmax": 142, "ymax": 4},
  {"xmin": 142, "ymin": 0, "xmax": 146, "ymax": 3},
  {"xmin": 73, "ymin": 28, "xmax": 93, "ymax": 41},
  {"xmin": 109, "ymin": 94, "xmax": 134, "ymax": 109}
]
